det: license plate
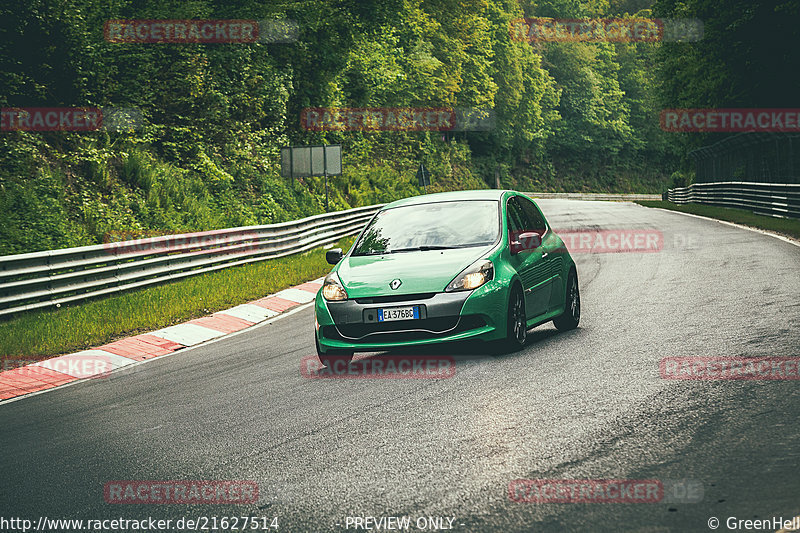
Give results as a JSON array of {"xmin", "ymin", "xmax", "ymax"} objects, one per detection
[{"xmin": 378, "ymin": 306, "xmax": 420, "ymax": 322}]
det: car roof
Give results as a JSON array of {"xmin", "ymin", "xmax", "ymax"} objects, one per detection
[{"xmin": 382, "ymin": 189, "xmax": 514, "ymax": 210}]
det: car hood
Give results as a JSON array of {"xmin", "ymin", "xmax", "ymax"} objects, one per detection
[{"xmin": 338, "ymin": 246, "xmax": 493, "ymax": 297}]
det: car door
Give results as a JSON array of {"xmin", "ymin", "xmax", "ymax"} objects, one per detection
[
  {"xmin": 517, "ymin": 196, "xmax": 564, "ymax": 314},
  {"xmin": 506, "ymin": 196, "xmax": 550, "ymax": 319}
]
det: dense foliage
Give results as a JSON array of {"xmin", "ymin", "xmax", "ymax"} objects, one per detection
[
  {"xmin": 652, "ymin": 0, "xmax": 800, "ymax": 169},
  {"xmin": 2, "ymin": 0, "xmax": 785, "ymax": 254}
]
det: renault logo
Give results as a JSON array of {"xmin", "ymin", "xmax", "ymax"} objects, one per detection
[{"xmin": 390, "ymin": 279, "xmax": 402, "ymax": 290}]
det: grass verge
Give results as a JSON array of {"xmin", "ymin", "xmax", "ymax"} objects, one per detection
[
  {"xmin": 0, "ymin": 236, "xmax": 355, "ymax": 361},
  {"xmin": 635, "ymin": 201, "xmax": 800, "ymax": 241}
]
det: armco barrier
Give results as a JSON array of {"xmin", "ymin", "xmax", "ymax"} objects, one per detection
[
  {"xmin": 0, "ymin": 205, "xmax": 382, "ymax": 318},
  {"xmin": 528, "ymin": 192, "xmax": 661, "ymax": 201},
  {"xmin": 666, "ymin": 182, "xmax": 800, "ymax": 219}
]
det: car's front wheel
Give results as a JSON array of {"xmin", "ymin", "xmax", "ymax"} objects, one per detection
[
  {"xmin": 315, "ymin": 334, "xmax": 354, "ymax": 368},
  {"xmin": 497, "ymin": 284, "xmax": 527, "ymax": 353},
  {"xmin": 553, "ymin": 268, "xmax": 580, "ymax": 331}
]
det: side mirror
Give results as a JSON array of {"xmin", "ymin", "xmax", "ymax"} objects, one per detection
[
  {"xmin": 325, "ymin": 248, "xmax": 343, "ymax": 265},
  {"xmin": 510, "ymin": 232, "xmax": 542, "ymax": 255}
]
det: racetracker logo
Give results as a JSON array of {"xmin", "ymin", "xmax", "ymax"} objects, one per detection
[
  {"xmin": 660, "ymin": 357, "xmax": 800, "ymax": 380},
  {"xmin": 300, "ymin": 355, "xmax": 456, "ymax": 379},
  {"xmin": 101, "ymin": 228, "xmax": 263, "ymax": 257},
  {"xmin": 104, "ymin": 19, "xmax": 298, "ymax": 44},
  {"xmin": 556, "ymin": 229, "xmax": 664, "ymax": 254},
  {"xmin": 509, "ymin": 479, "xmax": 703, "ymax": 504},
  {"xmin": 104, "ymin": 481, "xmax": 259, "ymax": 504},
  {"xmin": 509, "ymin": 479, "xmax": 663, "ymax": 503},
  {"xmin": 2, "ymin": 355, "xmax": 113, "ymax": 379},
  {"xmin": 1, "ymin": 108, "xmax": 99, "ymax": 131},
  {"xmin": 301, "ymin": 107, "xmax": 456, "ymax": 132},
  {"xmin": 1, "ymin": 107, "xmax": 142, "ymax": 132},
  {"xmin": 511, "ymin": 18, "xmax": 702, "ymax": 43},
  {"xmin": 301, "ymin": 107, "xmax": 495, "ymax": 132},
  {"xmin": 511, "ymin": 17, "xmax": 662, "ymax": 42},
  {"xmin": 103, "ymin": 229, "xmax": 171, "ymax": 243},
  {"xmin": 660, "ymin": 109, "xmax": 800, "ymax": 132}
]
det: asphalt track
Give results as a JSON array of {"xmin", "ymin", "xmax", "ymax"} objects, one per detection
[{"xmin": 2, "ymin": 199, "xmax": 799, "ymax": 533}]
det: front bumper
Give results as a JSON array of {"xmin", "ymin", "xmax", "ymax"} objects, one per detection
[{"xmin": 315, "ymin": 281, "xmax": 508, "ymax": 351}]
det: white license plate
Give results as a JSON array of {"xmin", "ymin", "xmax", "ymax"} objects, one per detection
[{"xmin": 378, "ymin": 306, "xmax": 419, "ymax": 322}]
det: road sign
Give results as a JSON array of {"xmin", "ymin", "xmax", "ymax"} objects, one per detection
[
  {"xmin": 280, "ymin": 144, "xmax": 342, "ymax": 211},
  {"xmin": 280, "ymin": 144, "xmax": 341, "ymax": 178}
]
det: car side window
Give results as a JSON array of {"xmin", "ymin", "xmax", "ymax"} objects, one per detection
[
  {"xmin": 506, "ymin": 197, "xmax": 527, "ymax": 235},
  {"xmin": 518, "ymin": 197, "xmax": 547, "ymax": 235}
]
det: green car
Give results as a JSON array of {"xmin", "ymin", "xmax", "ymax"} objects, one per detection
[{"xmin": 314, "ymin": 190, "xmax": 580, "ymax": 366}]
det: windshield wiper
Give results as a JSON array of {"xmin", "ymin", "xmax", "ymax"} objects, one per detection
[
  {"xmin": 388, "ymin": 245, "xmax": 460, "ymax": 253},
  {"xmin": 354, "ymin": 242, "xmax": 493, "ymax": 256}
]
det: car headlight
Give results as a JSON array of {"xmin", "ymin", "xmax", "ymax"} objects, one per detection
[
  {"xmin": 445, "ymin": 259, "xmax": 494, "ymax": 292},
  {"xmin": 322, "ymin": 272, "xmax": 348, "ymax": 301}
]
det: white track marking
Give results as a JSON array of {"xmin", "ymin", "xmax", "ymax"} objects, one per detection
[
  {"xmin": 217, "ymin": 304, "xmax": 279, "ymax": 323},
  {"xmin": 646, "ymin": 206, "xmax": 800, "ymax": 248},
  {"xmin": 149, "ymin": 323, "xmax": 227, "ymax": 345},
  {"xmin": 31, "ymin": 350, "xmax": 136, "ymax": 377},
  {"xmin": 274, "ymin": 288, "xmax": 316, "ymax": 303}
]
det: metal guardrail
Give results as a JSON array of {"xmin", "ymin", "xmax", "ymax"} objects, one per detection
[
  {"xmin": 0, "ymin": 204, "xmax": 382, "ymax": 318},
  {"xmin": 665, "ymin": 181, "xmax": 800, "ymax": 219},
  {"xmin": 528, "ymin": 192, "xmax": 661, "ymax": 201}
]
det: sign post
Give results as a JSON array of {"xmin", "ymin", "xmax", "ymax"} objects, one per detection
[
  {"xmin": 323, "ymin": 147, "xmax": 329, "ymax": 211},
  {"xmin": 416, "ymin": 163, "xmax": 430, "ymax": 193}
]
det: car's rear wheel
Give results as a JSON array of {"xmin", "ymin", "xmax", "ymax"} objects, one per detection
[
  {"xmin": 553, "ymin": 268, "xmax": 580, "ymax": 331},
  {"xmin": 497, "ymin": 284, "xmax": 527, "ymax": 353},
  {"xmin": 315, "ymin": 334, "xmax": 353, "ymax": 368}
]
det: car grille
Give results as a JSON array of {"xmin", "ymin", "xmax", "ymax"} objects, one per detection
[
  {"xmin": 354, "ymin": 293, "xmax": 437, "ymax": 304},
  {"xmin": 324, "ymin": 315, "xmax": 486, "ymax": 344}
]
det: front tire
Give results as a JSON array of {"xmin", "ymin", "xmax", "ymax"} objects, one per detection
[
  {"xmin": 553, "ymin": 268, "xmax": 580, "ymax": 331},
  {"xmin": 315, "ymin": 334, "xmax": 354, "ymax": 367},
  {"xmin": 498, "ymin": 284, "xmax": 527, "ymax": 353}
]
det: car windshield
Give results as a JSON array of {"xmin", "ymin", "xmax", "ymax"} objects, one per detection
[{"xmin": 351, "ymin": 200, "xmax": 500, "ymax": 256}]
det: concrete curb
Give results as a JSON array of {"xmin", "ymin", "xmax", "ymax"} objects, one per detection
[{"xmin": 0, "ymin": 278, "xmax": 324, "ymax": 403}]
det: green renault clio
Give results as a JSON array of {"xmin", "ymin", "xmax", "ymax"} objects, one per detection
[{"xmin": 314, "ymin": 190, "xmax": 580, "ymax": 366}]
